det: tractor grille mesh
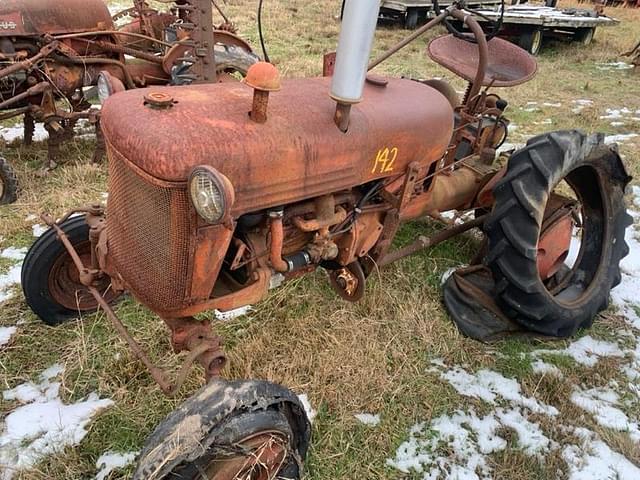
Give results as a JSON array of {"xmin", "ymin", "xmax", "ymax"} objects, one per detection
[{"xmin": 106, "ymin": 149, "xmax": 191, "ymax": 310}]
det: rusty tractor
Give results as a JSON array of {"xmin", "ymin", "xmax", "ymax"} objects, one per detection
[
  {"xmin": 0, "ymin": 0, "xmax": 258, "ymax": 205},
  {"xmin": 21, "ymin": 0, "xmax": 632, "ymax": 478}
]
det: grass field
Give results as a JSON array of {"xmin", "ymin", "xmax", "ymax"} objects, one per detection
[{"xmin": 1, "ymin": 0, "xmax": 640, "ymax": 479}]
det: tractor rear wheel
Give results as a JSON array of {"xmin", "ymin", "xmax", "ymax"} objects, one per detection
[
  {"xmin": 0, "ymin": 156, "xmax": 18, "ymax": 205},
  {"xmin": 134, "ymin": 379, "xmax": 311, "ymax": 480},
  {"xmin": 485, "ymin": 131, "xmax": 631, "ymax": 337},
  {"xmin": 21, "ymin": 215, "xmax": 120, "ymax": 326}
]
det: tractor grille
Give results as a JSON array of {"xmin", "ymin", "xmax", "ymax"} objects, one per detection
[{"xmin": 106, "ymin": 148, "xmax": 191, "ymax": 310}]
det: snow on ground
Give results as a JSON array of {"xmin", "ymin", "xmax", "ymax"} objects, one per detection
[
  {"xmin": 0, "ymin": 326, "xmax": 16, "ymax": 347},
  {"xmin": 532, "ymin": 335, "xmax": 625, "ymax": 368},
  {"xmin": 387, "ymin": 406, "xmax": 552, "ymax": 479},
  {"xmin": 531, "ymin": 359, "xmax": 562, "ymax": 378},
  {"xmin": 605, "ymin": 133, "xmax": 639, "ymax": 145},
  {"xmin": 435, "ymin": 365, "xmax": 558, "ymax": 416},
  {"xmin": 596, "ymin": 62, "xmax": 634, "ymax": 71},
  {"xmin": 0, "ymin": 365, "xmax": 113, "ymax": 480},
  {"xmin": 562, "ymin": 427, "xmax": 640, "ymax": 480},
  {"xmin": 570, "ymin": 386, "xmax": 640, "ymax": 442},
  {"xmin": 94, "ymin": 451, "xmax": 138, "ymax": 480},
  {"xmin": 354, "ymin": 413, "xmax": 380, "ymax": 427},
  {"xmin": 0, "ymin": 118, "xmax": 98, "ymax": 145},
  {"xmin": 0, "ymin": 247, "xmax": 26, "ymax": 304},
  {"xmin": 571, "ymin": 99, "xmax": 593, "ymax": 114},
  {"xmin": 298, "ymin": 394, "xmax": 317, "ymax": 424},
  {"xmin": 31, "ymin": 224, "xmax": 47, "ymax": 238}
]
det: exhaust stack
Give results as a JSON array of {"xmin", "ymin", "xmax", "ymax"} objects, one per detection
[{"xmin": 330, "ymin": 0, "xmax": 380, "ymax": 132}]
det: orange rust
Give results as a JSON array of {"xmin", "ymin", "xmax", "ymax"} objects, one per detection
[{"xmin": 537, "ymin": 209, "xmax": 574, "ymax": 280}]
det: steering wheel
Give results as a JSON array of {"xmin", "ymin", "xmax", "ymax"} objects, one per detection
[{"xmin": 434, "ymin": 0, "xmax": 506, "ymax": 44}]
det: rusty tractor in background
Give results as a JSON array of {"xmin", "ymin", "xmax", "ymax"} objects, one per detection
[
  {"xmin": 0, "ymin": 0, "xmax": 258, "ymax": 205},
  {"xmin": 21, "ymin": 0, "xmax": 632, "ymax": 478}
]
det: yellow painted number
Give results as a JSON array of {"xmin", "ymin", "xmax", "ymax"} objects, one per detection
[{"xmin": 371, "ymin": 147, "xmax": 398, "ymax": 174}]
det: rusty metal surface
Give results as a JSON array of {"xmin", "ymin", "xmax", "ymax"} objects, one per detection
[
  {"xmin": 101, "ymin": 76, "xmax": 454, "ymax": 215},
  {"xmin": 0, "ymin": 0, "xmax": 113, "ymax": 36},
  {"xmin": 428, "ymin": 34, "xmax": 538, "ymax": 87}
]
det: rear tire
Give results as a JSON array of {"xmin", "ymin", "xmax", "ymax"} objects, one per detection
[
  {"xmin": 21, "ymin": 215, "xmax": 120, "ymax": 326},
  {"xmin": 485, "ymin": 131, "xmax": 632, "ymax": 337},
  {"xmin": 0, "ymin": 156, "xmax": 18, "ymax": 205}
]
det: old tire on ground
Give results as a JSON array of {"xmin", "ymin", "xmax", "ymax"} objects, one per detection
[
  {"xmin": 404, "ymin": 8, "xmax": 419, "ymax": 29},
  {"xmin": 22, "ymin": 215, "xmax": 120, "ymax": 326},
  {"xmin": 518, "ymin": 28, "xmax": 543, "ymax": 55},
  {"xmin": 0, "ymin": 156, "xmax": 18, "ymax": 205},
  {"xmin": 574, "ymin": 27, "xmax": 595, "ymax": 46},
  {"xmin": 485, "ymin": 131, "xmax": 632, "ymax": 338},
  {"xmin": 214, "ymin": 44, "xmax": 260, "ymax": 76},
  {"xmin": 134, "ymin": 379, "xmax": 311, "ymax": 480}
]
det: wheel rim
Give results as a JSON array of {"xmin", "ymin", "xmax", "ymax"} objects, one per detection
[
  {"xmin": 583, "ymin": 29, "xmax": 594, "ymax": 45},
  {"xmin": 47, "ymin": 240, "xmax": 119, "ymax": 311},
  {"xmin": 537, "ymin": 165, "xmax": 606, "ymax": 307},
  {"xmin": 531, "ymin": 30, "xmax": 542, "ymax": 54},
  {"xmin": 203, "ymin": 431, "xmax": 289, "ymax": 480}
]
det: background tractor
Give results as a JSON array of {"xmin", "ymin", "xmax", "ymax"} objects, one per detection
[
  {"xmin": 20, "ymin": 0, "xmax": 632, "ymax": 478},
  {"xmin": 0, "ymin": 0, "xmax": 258, "ymax": 205}
]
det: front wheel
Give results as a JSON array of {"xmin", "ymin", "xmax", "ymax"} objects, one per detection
[
  {"xmin": 0, "ymin": 156, "xmax": 18, "ymax": 205},
  {"xmin": 574, "ymin": 27, "xmax": 595, "ymax": 46},
  {"xmin": 134, "ymin": 379, "xmax": 311, "ymax": 480},
  {"xmin": 485, "ymin": 131, "xmax": 632, "ymax": 337},
  {"xmin": 21, "ymin": 215, "xmax": 120, "ymax": 326}
]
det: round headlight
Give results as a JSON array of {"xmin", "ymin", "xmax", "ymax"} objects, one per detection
[
  {"xmin": 97, "ymin": 71, "xmax": 125, "ymax": 105},
  {"xmin": 189, "ymin": 167, "xmax": 233, "ymax": 224}
]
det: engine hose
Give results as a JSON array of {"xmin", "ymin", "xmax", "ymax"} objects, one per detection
[
  {"xmin": 433, "ymin": 0, "xmax": 505, "ymax": 44},
  {"xmin": 258, "ymin": 0, "xmax": 270, "ymax": 63}
]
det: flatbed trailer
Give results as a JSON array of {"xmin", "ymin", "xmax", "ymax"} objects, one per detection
[
  {"xmin": 379, "ymin": 2, "xmax": 619, "ymax": 55},
  {"xmin": 465, "ymin": 4, "xmax": 619, "ymax": 54}
]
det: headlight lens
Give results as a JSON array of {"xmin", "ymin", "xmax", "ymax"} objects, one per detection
[
  {"xmin": 189, "ymin": 168, "xmax": 228, "ymax": 223},
  {"xmin": 96, "ymin": 71, "xmax": 125, "ymax": 105}
]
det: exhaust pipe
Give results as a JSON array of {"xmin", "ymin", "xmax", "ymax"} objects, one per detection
[{"xmin": 330, "ymin": 0, "xmax": 380, "ymax": 132}]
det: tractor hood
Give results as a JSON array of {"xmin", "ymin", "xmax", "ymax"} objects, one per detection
[
  {"xmin": 0, "ymin": 0, "xmax": 113, "ymax": 36},
  {"xmin": 101, "ymin": 76, "xmax": 454, "ymax": 215}
]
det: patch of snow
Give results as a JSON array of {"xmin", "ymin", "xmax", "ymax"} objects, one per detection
[
  {"xmin": 0, "ymin": 365, "xmax": 113, "ymax": 480},
  {"xmin": 562, "ymin": 427, "xmax": 640, "ymax": 480},
  {"xmin": 32, "ymin": 224, "xmax": 47, "ymax": 238},
  {"xmin": 94, "ymin": 451, "xmax": 138, "ymax": 480},
  {"xmin": 532, "ymin": 336, "xmax": 624, "ymax": 368},
  {"xmin": 24, "ymin": 214, "xmax": 37, "ymax": 223},
  {"xmin": 214, "ymin": 305, "xmax": 253, "ymax": 321},
  {"xmin": 297, "ymin": 394, "xmax": 316, "ymax": 424},
  {"xmin": 0, "ymin": 327, "xmax": 17, "ymax": 347},
  {"xmin": 605, "ymin": 133, "xmax": 638, "ymax": 144},
  {"xmin": 596, "ymin": 62, "xmax": 633, "ymax": 71},
  {"xmin": 531, "ymin": 359, "xmax": 562, "ymax": 378},
  {"xmin": 0, "ymin": 264, "xmax": 22, "ymax": 304},
  {"xmin": 0, "ymin": 247, "xmax": 26, "ymax": 261},
  {"xmin": 440, "ymin": 267, "xmax": 457, "ymax": 286},
  {"xmin": 387, "ymin": 407, "xmax": 551, "ymax": 480},
  {"xmin": 570, "ymin": 387, "xmax": 640, "ymax": 441},
  {"xmin": 542, "ymin": 102, "xmax": 562, "ymax": 108},
  {"xmin": 0, "ymin": 124, "xmax": 47, "ymax": 144},
  {"xmin": 354, "ymin": 413, "xmax": 380, "ymax": 426},
  {"xmin": 610, "ymin": 121, "xmax": 625, "ymax": 127},
  {"xmin": 438, "ymin": 366, "xmax": 558, "ymax": 415}
]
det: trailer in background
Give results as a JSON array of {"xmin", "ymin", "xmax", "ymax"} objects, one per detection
[{"xmin": 379, "ymin": 2, "xmax": 619, "ymax": 55}]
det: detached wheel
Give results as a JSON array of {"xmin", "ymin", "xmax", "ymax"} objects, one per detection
[
  {"xmin": 574, "ymin": 27, "xmax": 595, "ymax": 46},
  {"xmin": 518, "ymin": 28, "xmax": 543, "ymax": 55},
  {"xmin": 0, "ymin": 156, "xmax": 18, "ymax": 205},
  {"xmin": 134, "ymin": 379, "xmax": 311, "ymax": 480},
  {"xmin": 485, "ymin": 131, "xmax": 632, "ymax": 337},
  {"xmin": 21, "ymin": 215, "xmax": 120, "ymax": 326}
]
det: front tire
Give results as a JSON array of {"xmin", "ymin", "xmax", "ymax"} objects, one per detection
[
  {"xmin": 21, "ymin": 215, "xmax": 120, "ymax": 325},
  {"xmin": 485, "ymin": 131, "xmax": 632, "ymax": 337},
  {"xmin": 0, "ymin": 156, "xmax": 18, "ymax": 205},
  {"xmin": 518, "ymin": 28, "xmax": 543, "ymax": 55},
  {"xmin": 134, "ymin": 379, "xmax": 311, "ymax": 480}
]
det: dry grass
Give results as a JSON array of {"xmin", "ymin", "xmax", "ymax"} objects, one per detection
[{"xmin": 1, "ymin": 0, "xmax": 640, "ymax": 479}]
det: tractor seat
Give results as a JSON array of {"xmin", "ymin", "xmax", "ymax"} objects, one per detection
[{"xmin": 427, "ymin": 34, "xmax": 538, "ymax": 87}]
